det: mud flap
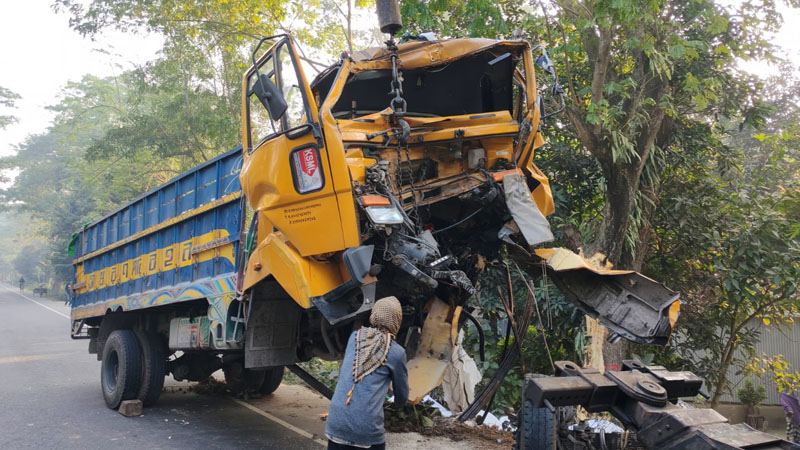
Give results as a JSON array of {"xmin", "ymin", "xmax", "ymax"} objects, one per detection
[
  {"xmin": 245, "ymin": 296, "xmax": 301, "ymax": 368},
  {"xmin": 534, "ymin": 248, "xmax": 680, "ymax": 345},
  {"xmin": 407, "ymin": 297, "xmax": 461, "ymax": 403}
]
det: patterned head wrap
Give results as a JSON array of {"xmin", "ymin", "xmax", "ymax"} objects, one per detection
[{"xmin": 346, "ymin": 296, "xmax": 403, "ymax": 405}]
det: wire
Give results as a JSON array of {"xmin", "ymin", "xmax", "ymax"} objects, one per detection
[{"xmin": 431, "ymin": 205, "xmax": 485, "ymax": 235}]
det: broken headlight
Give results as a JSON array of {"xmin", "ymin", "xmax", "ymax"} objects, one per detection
[{"xmin": 365, "ymin": 205, "xmax": 404, "ymax": 224}]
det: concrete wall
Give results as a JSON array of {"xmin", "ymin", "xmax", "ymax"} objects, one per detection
[{"xmin": 714, "ymin": 403, "xmax": 788, "ymax": 437}]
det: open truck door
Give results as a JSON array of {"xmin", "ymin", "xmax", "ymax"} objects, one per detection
[{"xmin": 240, "ymin": 36, "xmax": 359, "ymax": 302}]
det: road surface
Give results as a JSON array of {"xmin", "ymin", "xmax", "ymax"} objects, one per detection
[{"xmin": 0, "ymin": 284, "xmax": 322, "ymax": 450}]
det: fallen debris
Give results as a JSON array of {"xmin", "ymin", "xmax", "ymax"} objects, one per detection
[
  {"xmin": 190, "ymin": 377, "xmax": 228, "ymax": 395},
  {"xmin": 385, "ymin": 402, "xmax": 511, "ymax": 450}
]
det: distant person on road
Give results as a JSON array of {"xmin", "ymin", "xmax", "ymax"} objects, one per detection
[
  {"xmin": 18, "ymin": 276, "xmax": 24, "ymax": 291},
  {"xmin": 781, "ymin": 388, "xmax": 800, "ymax": 443},
  {"xmin": 325, "ymin": 296, "xmax": 409, "ymax": 450}
]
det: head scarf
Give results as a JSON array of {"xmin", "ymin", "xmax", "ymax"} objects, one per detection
[{"xmin": 346, "ymin": 296, "xmax": 403, "ymax": 405}]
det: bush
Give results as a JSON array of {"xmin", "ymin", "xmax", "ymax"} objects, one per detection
[{"xmin": 736, "ymin": 379, "xmax": 767, "ymax": 408}]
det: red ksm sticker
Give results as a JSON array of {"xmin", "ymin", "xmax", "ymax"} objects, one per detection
[{"xmin": 292, "ymin": 147, "xmax": 323, "ymax": 193}]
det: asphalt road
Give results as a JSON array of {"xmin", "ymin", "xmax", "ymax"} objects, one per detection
[{"xmin": 0, "ymin": 284, "xmax": 322, "ymax": 450}]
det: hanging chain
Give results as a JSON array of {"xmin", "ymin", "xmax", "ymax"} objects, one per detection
[{"xmin": 387, "ymin": 38, "xmax": 407, "ymax": 116}]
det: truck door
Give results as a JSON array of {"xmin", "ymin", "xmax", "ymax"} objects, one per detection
[{"xmin": 241, "ymin": 37, "xmax": 351, "ymax": 256}]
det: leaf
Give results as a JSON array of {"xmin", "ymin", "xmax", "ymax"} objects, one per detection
[
  {"xmin": 420, "ymin": 415, "xmax": 434, "ymax": 428},
  {"xmin": 669, "ymin": 44, "xmax": 684, "ymax": 59}
]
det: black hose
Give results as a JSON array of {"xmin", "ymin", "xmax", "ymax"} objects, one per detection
[
  {"xmin": 432, "ymin": 205, "xmax": 485, "ymax": 235},
  {"xmin": 461, "ymin": 309, "xmax": 485, "ymax": 362}
]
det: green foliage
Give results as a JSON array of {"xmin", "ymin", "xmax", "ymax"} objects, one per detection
[
  {"xmin": 736, "ymin": 379, "xmax": 767, "ymax": 408},
  {"xmin": 285, "ymin": 358, "xmax": 341, "ymax": 391},
  {"xmin": 404, "ymin": 0, "xmax": 796, "ymax": 269},
  {"xmin": 13, "ymin": 243, "xmax": 50, "ymax": 285},
  {"xmin": 466, "ymin": 260, "xmax": 583, "ymax": 414},
  {"xmin": 646, "ymin": 71, "xmax": 800, "ymax": 405},
  {"xmin": 746, "ymin": 354, "xmax": 800, "ymax": 397},
  {"xmin": 0, "ymin": 86, "xmax": 20, "ymax": 130},
  {"xmin": 0, "ymin": 74, "xmax": 214, "ymax": 290}
]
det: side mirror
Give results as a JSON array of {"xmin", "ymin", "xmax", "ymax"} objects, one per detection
[{"xmin": 252, "ymin": 74, "xmax": 287, "ymax": 120}]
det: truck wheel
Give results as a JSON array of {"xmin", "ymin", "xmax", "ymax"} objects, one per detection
[
  {"xmin": 514, "ymin": 400, "xmax": 556, "ymax": 450},
  {"xmin": 259, "ymin": 366, "xmax": 284, "ymax": 395},
  {"xmin": 223, "ymin": 361, "xmax": 265, "ymax": 396},
  {"xmin": 101, "ymin": 330, "xmax": 143, "ymax": 409},
  {"xmin": 136, "ymin": 331, "xmax": 166, "ymax": 407}
]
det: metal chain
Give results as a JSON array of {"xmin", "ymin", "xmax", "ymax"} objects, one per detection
[{"xmin": 388, "ymin": 40, "xmax": 407, "ymax": 115}]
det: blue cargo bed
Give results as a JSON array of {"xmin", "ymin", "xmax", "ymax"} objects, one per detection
[{"xmin": 70, "ymin": 147, "xmax": 244, "ymax": 321}]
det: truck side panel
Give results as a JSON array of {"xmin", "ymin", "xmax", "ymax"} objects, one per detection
[{"xmin": 71, "ymin": 147, "xmax": 244, "ymax": 321}]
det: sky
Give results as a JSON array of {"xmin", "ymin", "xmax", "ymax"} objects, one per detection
[
  {"xmin": 0, "ymin": 0, "xmax": 162, "ymax": 158},
  {"xmin": 0, "ymin": 1, "xmax": 799, "ymax": 161}
]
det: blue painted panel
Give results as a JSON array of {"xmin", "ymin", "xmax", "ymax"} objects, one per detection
[
  {"xmin": 220, "ymin": 153, "xmax": 242, "ymax": 194},
  {"xmin": 109, "ymin": 214, "xmax": 118, "ymax": 244},
  {"xmin": 178, "ymin": 175, "xmax": 196, "ymax": 214},
  {"xmin": 72, "ymin": 147, "xmax": 245, "ymax": 312},
  {"xmin": 161, "ymin": 183, "xmax": 177, "ymax": 221},
  {"xmin": 145, "ymin": 193, "xmax": 159, "ymax": 228},
  {"xmin": 120, "ymin": 208, "xmax": 130, "ymax": 239},
  {"xmin": 97, "ymin": 222, "xmax": 106, "ymax": 251},
  {"xmin": 131, "ymin": 200, "xmax": 143, "ymax": 235}
]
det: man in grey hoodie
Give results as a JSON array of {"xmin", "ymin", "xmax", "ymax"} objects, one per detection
[
  {"xmin": 325, "ymin": 296, "xmax": 409, "ymax": 450},
  {"xmin": 781, "ymin": 389, "xmax": 800, "ymax": 443}
]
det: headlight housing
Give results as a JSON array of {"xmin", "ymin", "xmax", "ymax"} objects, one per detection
[{"xmin": 365, "ymin": 206, "xmax": 404, "ymax": 224}]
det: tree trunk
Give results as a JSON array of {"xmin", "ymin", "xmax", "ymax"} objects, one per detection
[
  {"xmin": 710, "ymin": 335, "xmax": 738, "ymax": 408},
  {"xmin": 588, "ymin": 162, "xmax": 641, "ymax": 265}
]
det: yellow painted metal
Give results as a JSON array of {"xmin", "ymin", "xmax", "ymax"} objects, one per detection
[
  {"xmin": 349, "ymin": 39, "xmax": 529, "ymax": 72},
  {"xmin": 238, "ymin": 37, "xmax": 360, "ymax": 308},
  {"xmin": 407, "ymin": 298, "xmax": 462, "ymax": 403},
  {"xmin": 318, "ymin": 57, "xmax": 360, "ymax": 249},
  {"xmin": 534, "ymin": 247, "xmax": 634, "ymax": 275},
  {"xmin": 240, "ymin": 37, "xmax": 355, "ymax": 257},
  {"xmin": 241, "ymin": 233, "xmax": 345, "ymax": 308},
  {"xmin": 241, "ymin": 131, "xmax": 347, "ymax": 256},
  {"xmin": 669, "ymin": 300, "xmax": 681, "ymax": 328}
]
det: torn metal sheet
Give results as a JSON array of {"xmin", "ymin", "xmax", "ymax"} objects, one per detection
[
  {"xmin": 503, "ymin": 173, "xmax": 554, "ymax": 247},
  {"xmin": 407, "ymin": 297, "xmax": 460, "ymax": 403},
  {"xmin": 535, "ymin": 247, "xmax": 680, "ymax": 345}
]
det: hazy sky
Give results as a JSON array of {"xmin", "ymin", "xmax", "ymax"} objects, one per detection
[
  {"xmin": 0, "ymin": 1, "xmax": 162, "ymax": 158},
  {"xmin": 0, "ymin": 1, "xmax": 798, "ymax": 160}
]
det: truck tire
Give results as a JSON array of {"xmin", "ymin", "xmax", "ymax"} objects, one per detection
[
  {"xmin": 136, "ymin": 331, "xmax": 165, "ymax": 407},
  {"xmin": 101, "ymin": 330, "xmax": 143, "ymax": 409},
  {"xmin": 259, "ymin": 366, "xmax": 284, "ymax": 395},
  {"xmin": 514, "ymin": 400, "xmax": 556, "ymax": 450},
  {"xmin": 223, "ymin": 361, "xmax": 265, "ymax": 396}
]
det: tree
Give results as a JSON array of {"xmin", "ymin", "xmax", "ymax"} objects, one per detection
[
  {"xmin": 0, "ymin": 86, "xmax": 20, "ymax": 130},
  {"xmin": 402, "ymin": 0, "xmax": 798, "ymax": 366},
  {"xmin": 0, "ymin": 74, "xmax": 193, "ymax": 289},
  {"xmin": 646, "ymin": 69, "xmax": 800, "ymax": 407},
  {"xmin": 13, "ymin": 242, "xmax": 50, "ymax": 285}
]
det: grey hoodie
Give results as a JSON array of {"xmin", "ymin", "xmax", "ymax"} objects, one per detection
[{"xmin": 325, "ymin": 331, "xmax": 409, "ymax": 446}]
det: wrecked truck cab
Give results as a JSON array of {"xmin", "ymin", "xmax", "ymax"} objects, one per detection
[{"xmin": 239, "ymin": 34, "xmax": 680, "ymax": 402}]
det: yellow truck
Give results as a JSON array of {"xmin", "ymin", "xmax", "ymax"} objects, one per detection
[{"xmin": 70, "ymin": 0, "xmax": 679, "ymax": 411}]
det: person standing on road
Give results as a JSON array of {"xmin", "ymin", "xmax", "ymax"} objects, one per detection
[
  {"xmin": 781, "ymin": 389, "xmax": 800, "ymax": 443},
  {"xmin": 18, "ymin": 276, "xmax": 25, "ymax": 291},
  {"xmin": 325, "ymin": 296, "xmax": 409, "ymax": 450}
]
